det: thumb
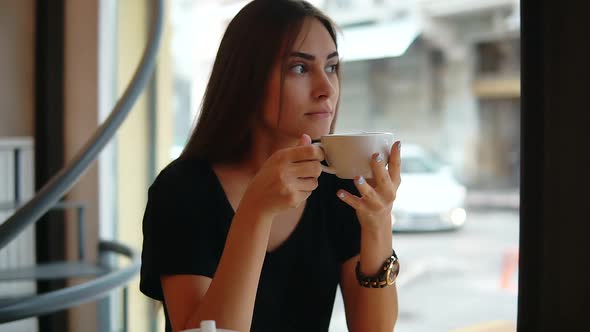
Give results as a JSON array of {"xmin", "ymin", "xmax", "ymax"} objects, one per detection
[{"xmin": 297, "ymin": 133, "xmax": 312, "ymax": 146}]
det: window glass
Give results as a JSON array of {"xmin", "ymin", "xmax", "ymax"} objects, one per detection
[{"xmin": 169, "ymin": 1, "xmax": 521, "ymax": 331}]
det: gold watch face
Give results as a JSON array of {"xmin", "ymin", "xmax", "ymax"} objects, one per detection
[{"xmin": 387, "ymin": 260, "xmax": 400, "ymax": 285}]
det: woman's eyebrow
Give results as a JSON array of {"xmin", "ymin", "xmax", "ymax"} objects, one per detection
[
  {"xmin": 327, "ymin": 51, "xmax": 339, "ymax": 59},
  {"xmin": 289, "ymin": 51, "xmax": 339, "ymax": 60}
]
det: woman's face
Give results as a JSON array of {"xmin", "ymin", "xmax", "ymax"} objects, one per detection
[{"xmin": 260, "ymin": 18, "xmax": 340, "ymax": 141}]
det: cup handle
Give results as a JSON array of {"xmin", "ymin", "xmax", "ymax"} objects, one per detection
[{"xmin": 312, "ymin": 142, "xmax": 337, "ymax": 175}]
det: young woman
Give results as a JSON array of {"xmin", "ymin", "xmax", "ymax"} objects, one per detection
[{"xmin": 140, "ymin": 1, "xmax": 401, "ymax": 331}]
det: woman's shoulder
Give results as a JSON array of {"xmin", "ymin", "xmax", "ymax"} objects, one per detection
[{"xmin": 150, "ymin": 157, "xmax": 212, "ymax": 194}]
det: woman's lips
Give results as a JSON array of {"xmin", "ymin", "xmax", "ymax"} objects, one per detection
[{"xmin": 305, "ymin": 111, "xmax": 332, "ymax": 118}]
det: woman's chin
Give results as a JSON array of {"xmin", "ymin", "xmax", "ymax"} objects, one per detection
[
  {"xmin": 285, "ymin": 127, "xmax": 330, "ymax": 142},
  {"xmin": 306, "ymin": 127, "xmax": 332, "ymax": 140},
  {"xmin": 308, "ymin": 132, "xmax": 329, "ymax": 141}
]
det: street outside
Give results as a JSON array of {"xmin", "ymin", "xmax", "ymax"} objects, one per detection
[{"xmin": 329, "ymin": 209, "xmax": 520, "ymax": 332}]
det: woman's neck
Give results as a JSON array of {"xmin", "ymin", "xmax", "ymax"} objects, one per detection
[{"xmin": 238, "ymin": 128, "xmax": 299, "ymax": 174}]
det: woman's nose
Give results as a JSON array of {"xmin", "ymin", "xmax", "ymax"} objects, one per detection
[{"xmin": 313, "ymin": 71, "xmax": 336, "ymax": 99}]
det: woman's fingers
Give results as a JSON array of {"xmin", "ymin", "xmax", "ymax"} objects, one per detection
[
  {"xmin": 353, "ymin": 175, "xmax": 379, "ymax": 204},
  {"xmin": 297, "ymin": 177, "xmax": 319, "ymax": 192},
  {"xmin": 287, "ymin": 143, "xmax": 325, "ymax": 163},
  {"xmin": 337, "ymin": 175, "xmax": 381, "ymax": 210},
  {"xmin": 291, "ymin": 160, "xmax": 323, "ymax": 179},
  {"xmin": 338, "ymin": 141, "xmax": 402, "ymax": 212},
  {"xmin": 290, "ymin": 160, "xmax": 322, "ymax": 192},
  {"xmin": 370, "ymin": 152, "xmax": 392, "ymax": 191},
  {"xmin": 336, "ymin": 189, "xmax": 364, "ymax": 210}
]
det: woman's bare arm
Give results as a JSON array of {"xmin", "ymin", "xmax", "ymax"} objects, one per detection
[
  {"xmin": 162, "ymin": 205, "xmax": 273, "ymax": 332},
  {"xmin": 340, "ymin": 229, "xmax": 398, "ymax": 332},
  {"xmin": 161, "ymin": 137, "xmax": 324, "ymax": 331}
]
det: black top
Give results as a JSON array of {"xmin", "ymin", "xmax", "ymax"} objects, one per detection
[{"xmin": 140, "ymin": 158, "xmax": 361, "ymax": 332}]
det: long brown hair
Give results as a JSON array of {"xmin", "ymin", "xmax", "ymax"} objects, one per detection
[{"xmin": 180, "ymin": 0, "xmax": 340, "ymax": 163}]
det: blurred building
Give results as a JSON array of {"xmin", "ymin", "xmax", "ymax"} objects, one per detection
[{"xmin": 322, "ymin": 0, "xmax": 521, "ymax": 189}]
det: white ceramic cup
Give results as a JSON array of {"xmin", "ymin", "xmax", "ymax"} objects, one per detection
[{"xmin": 313, "ymin": 132, "xmax": 394, "ymax": 179}]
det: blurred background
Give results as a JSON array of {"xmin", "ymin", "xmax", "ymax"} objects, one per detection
[{"xmin": 0, "ymin": 0, "xmax": 520, "ymax": 331}]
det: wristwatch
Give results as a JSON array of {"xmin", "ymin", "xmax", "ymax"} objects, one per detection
[{"xmin": 355, "ymin": 249, "xmax": 400, "ymax": 288}]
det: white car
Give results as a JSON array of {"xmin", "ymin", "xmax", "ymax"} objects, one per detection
[{"xmin": 392, "ymin": 144, "xmax": 467, "ymax": 232}]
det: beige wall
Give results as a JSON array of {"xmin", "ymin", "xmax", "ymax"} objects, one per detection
[
  {"xmin": 116, "ymin": 0, "xmax": 150, "ymax": 330},
  {"xmin": 117, "ymin": 0, "xmax": 173, "ymax": 331},
  {"xmin": 0, "ymin": 0, "xmax": 35, "ymax": 137},
  {"xmin": 155, "ymin": 4, "xmax": 173, "ymax": 173},
  {"xmin": 63, "ymin": 0, "xmax": 100, "ymax": 330}
]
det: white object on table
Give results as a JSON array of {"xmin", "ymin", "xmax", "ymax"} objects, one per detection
[{"xmin": 179, "ymin": 320, "xmax": 237, "ymax": 332}]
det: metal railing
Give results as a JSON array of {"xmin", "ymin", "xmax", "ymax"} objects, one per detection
[
  {"xmin": 0, "ymin": 0, "xmax": 163, "ymax": 324},
  {"xmin": 0, "ymin": 241, "xmax": 138, "ymax": 323}
]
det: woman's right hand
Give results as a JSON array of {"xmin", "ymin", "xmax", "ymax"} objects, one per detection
[{"xmin": 240, "ymin": 134, "xmax": 325, "ymax": 220}]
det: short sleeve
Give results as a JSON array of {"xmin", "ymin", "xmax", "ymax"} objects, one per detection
[
  {"xmin": 323, "ymin": 175, "xmax": 362, "ymax": 263},
  {"xmin": 140, "ymin": 159, "xmax": 228, "ymax": 301}
]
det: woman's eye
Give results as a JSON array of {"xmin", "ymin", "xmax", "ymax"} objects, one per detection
[
  {"xmin": 326, "ymin": 64, "xmax": 339, "ymax": 73},
  {"xmin": 290, "ymin": 64, "xmax": 306, "ymax": 74}
]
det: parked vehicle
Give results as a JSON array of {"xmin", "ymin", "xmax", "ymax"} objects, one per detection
[{"xmin": 392, "ymin": 144, "xmax": 467, "ymax": 232}]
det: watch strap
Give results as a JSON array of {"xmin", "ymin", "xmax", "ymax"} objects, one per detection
[{"xmin": 355, "ymin": 249, "xmax": 399, "ymax": 288}]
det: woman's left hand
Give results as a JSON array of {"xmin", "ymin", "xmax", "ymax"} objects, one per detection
[{"xmin": 337, "ymin": 141, "xmax": 401, "ymax": 231}]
